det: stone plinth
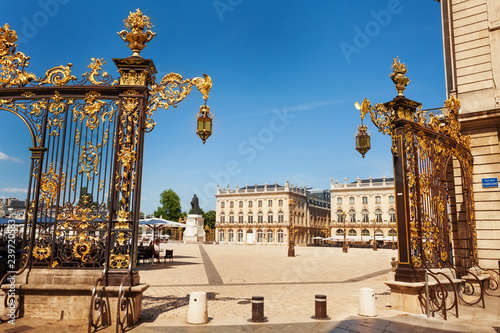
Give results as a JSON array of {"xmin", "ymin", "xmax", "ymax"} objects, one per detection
[
  {"xmin": 183, "ymin": 214, "xmax": 205, "ymax": 243},
  {"xmin": 385, "ymin": 275, "xmax": 463, "ymax": 314},
  {"xmin": 1, "ymin": 269, "xmax": 148, "ymax": 325}
]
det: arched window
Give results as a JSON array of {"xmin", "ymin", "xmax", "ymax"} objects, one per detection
[
  {"xmin": 375, "ymin": 229, "xmax": 384, "ymax": 238},
  {"xmin": 257, "ymin": 229, "xmax": 263, "ymax": 242},
  {"xmin": 337, "ymin": 210, "xmax": 344, "ymax": 222},
  {"xmin": 278, "ymin": 211, "xmax": 284, "ymax": 223},
  {"xmin": 228, "ymin": 229, "xmax": 234, "ymax": 242},
  {"xmin": 336, "ymin": 229, "xmax": 344, "ymax": 236},
  {"xmin": 389, "ymin": 209, "xmax": 396, "ymax": 222},
  {"xmin": 238, "ymin": 212, "xmax": 244, "ymax": 223},
  {"xmin": 267, "ymin": 229, "xmax": 273, "ymax": 242},
  {"xmin": 229, "ymin": 212, "xmax": 234, "ymax": 223},
  {"xmin": 361, "ymin": 229, "xmax": 370, "ymax": 236},
  {"xmin": 268, "ymin": 211, "xmax": 273, "ymax": 223},
  {"xmin": 277, "ymin": 229, "xmax": 284, "ymax": 243},
  {"xmin": 375, "ymin": 209, "xmax": 383, "ymax": 222},
  {"xmin": 248, "ymin": 212, "xmax": 253, "ymax": 224},
  {"xmin": 257, "ymin": 212, "xmax": 263, "ymax": 223},
  {"xmin": 348, "ymin": 229, "xmax": 357, "ymax": 236},
  {"xmin": 220, "ymin": 213, "xmax": 225, "ymax": 223},
  {"xmin": 349, "ymin": 209, "xmax": 356, "ymax": 222},
  {"xmin": 237, "ymin": 229, "xmax": 244, "ymax": 242},
  {"xmin": 388, "ymin": 229, "xmax": 397, "ymax": 236},
  {"xmin": 362, "ymin": 209, "xmax": 369, "ymax": 222},
  {"xmin": 219, "ymin": 230, "xmax": 225, "ymax": 242}
]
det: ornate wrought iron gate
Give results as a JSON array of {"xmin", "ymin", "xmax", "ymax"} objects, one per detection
[
  {"xmin": 356, "ymin": 59, "xmax": 496, "ymax": 318},
  {"xmin": 0, "ymin": 9, "xmax": 212, "ymax": 331}
]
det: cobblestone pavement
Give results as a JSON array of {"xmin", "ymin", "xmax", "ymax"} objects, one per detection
[{"xmin": 2, "ymin": 242, "xmax": 500, "ymax": 332}]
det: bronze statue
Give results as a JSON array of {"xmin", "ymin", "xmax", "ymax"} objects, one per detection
[{"xmin": 191, "ymin": 194, "xmax": 200, "ymax": 215}]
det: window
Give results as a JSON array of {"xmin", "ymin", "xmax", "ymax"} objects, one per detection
[
  {"xmin": 278, "ymin": 199, "xmax": 283, "ymax": 207},
  {"xmin": 228, "ymin": 229, "xmax": 234, "ymax": 242},
  {"xmin": 349, "ymin": 197, "xmax": 355, "ymax": 205},
  {"xmin": 268, "ymin": 200, "xmax": 273, "ymax": 207},
  {"xmin": 362, "ymin": 196, "xmax": 368, "ymax": 204},
  {"xmin": 348, "ymin": 229, "xmax": 357, "ymax": 236},
  {"xmin": 219, "ymin": 230, "xmax": 225, "ymax": 242},
  {"xmin": 361, "ymin": 229, "xmax": 370, "ymax": 236},
  {"xmin": 267, "ymin": 229, "xmax": 273, "ymax": 242},
  {"xmin": 278, "ymin": 211, "xmax": 284, "ymax": 223},
  {"xmin": 257, "ymin": 229, "xmax": 263, "ymax": 242},
  {"xmin": 389, "ymin": 209, "xmax": 396, "ymax": 222},
  {"xmin": 337, "ymin": 210, "xmax": 344, "ymax": 222},
  {"xmin": 389, "ymin": 229, "xmax": 397, "ymax": 236},
  {"xmin": 336, "ymin": 229, "xmax": 344, "ymax": 236},
  {"xmin": 375, "ymin": 229, "xmax": 384, "ymax": 237},
  {"xmin": 221, "ymin": 201, "xmax": 225, "ymax": 208},
  {"xmin": 258, "ymin": 200, "xmax": 262, "ymax": 207},
  {"xmin": 362, "ymin": 209, "xmax": 369, "ymax": 222},
  {"xmin": 230, "ymin": 201, "xmax": 234, "ymax": 208},
  {"xmin": 268, "ymin": 212, "xmax": 273, "ymax": 223},
  {"xmin": 349, "ymin": 209, "xmax": 356, "ymax": 222},
  {"xmin": 277, "ymin": 229, "xmax": 284, "ymax": 243},
  {"xmin": 248, "ymin": 201, "xmax": 253, "ymax": 208},
  {"xmin": 258, "ymin": 212, "xmax": 263, "ymax": 223},
  {"xmin": 375, "ymin": 196, "xmax": 381, "ymax": 204},
  {"xmin": 337, "ymin": 197, "xmax": 342, "ymax": 205},
  {"xmin": 248, "ymin": 212, "xmax": 253, "ymax": 224},
  {"xmin": 146, "ymin": 227, "xmax": 152, "ymax": 234},
  {"xmin": 229, "ymin": 212, "xmax": 234, "ymax": 223},
  {"xmin": 220, "ymin": 213, "xmax": 225, "ymax": 223},
  {"xmin": 238, "ymin": 212, "xmax": 244, "ymax": 223},
  {"xmin": 375, "ymin": 209, "xmax": 382, "ymax": 222},
  {"xmin": 389, "ymin": 195, "xmax": 395, "ymax": 204},
  {"xmin": 239, "ymin": 201, "xmax": 243, "ymax": 208},
  {"xmin": 238, "ymin": 229, "xmax": 244, "ymax": 242}
]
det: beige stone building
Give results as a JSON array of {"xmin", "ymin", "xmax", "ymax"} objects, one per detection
[
  {"xmin": 439, "ymin": 0, "xmax": 500, "ymax": 268},
  {"xmin": 330, "ymin": 177, "xmax": 397, "ymax": 247},
  {"xmin": 215, "ymin": 181, "xmax": 330, "ymax": 246}
]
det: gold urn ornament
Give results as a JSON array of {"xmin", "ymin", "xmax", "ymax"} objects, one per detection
[{"xmin": 118, "ymin": 8, "xmax": 156, "ymax": 57}]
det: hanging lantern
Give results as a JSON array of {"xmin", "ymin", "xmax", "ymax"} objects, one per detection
[
  {"xmin": 196, "ymin": 104, "xmax": 213, "ymax": 144},
  {"xmin": 355, "ymin": 124, "xmax": 371, "ymax": 158}
]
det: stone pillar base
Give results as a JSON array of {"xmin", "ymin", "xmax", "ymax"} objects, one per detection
[{"xmin": 1, "ymin": 269, "xmax": 148, "ymax": 326}]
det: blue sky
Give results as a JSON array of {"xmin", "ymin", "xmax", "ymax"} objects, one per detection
[{"xmin": 0, "ymin": 0, "xmax": 446, "ymax": 214}]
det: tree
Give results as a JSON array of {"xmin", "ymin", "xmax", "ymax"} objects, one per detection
[
  {"xmin": 153, "ymin": 189, "xmax": 182, "ymax": 221},
  {"xmin": 204, "ymin": 210, "xmax": 216, "ymax": 229}
]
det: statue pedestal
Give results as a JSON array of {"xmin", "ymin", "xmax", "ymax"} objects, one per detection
[{"xmin": 183, "ymin": 214, "xmax": 205, "ymax": 243}]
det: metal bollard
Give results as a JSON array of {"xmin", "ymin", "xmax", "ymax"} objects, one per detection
[
  {"xmin": 249, "ymin": 296, "xmax": 267, "ymax": 322},
  {"xmin": 312, "ymin": 294, "xmax": 330, "ymax": 320}
]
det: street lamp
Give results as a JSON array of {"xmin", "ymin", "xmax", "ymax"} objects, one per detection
[
  {"xmin": 372, "ymin": 219, "xmax": 377, "ymax": 251},
  {"xmin": 288, "ymin": 198, "xmax": 296, "ymax": 257},
  {"xmin": 354, "ymin": 113, "xmax": 371, "ymax": 158},
  {"xmin": 342, "ymin": 210, "xmax": 348, "ymax": 253}
]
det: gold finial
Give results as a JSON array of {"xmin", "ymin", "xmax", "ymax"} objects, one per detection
[
  {"xmin": 118, "ymin": 9, "xmax": 156, "ymax": 57},
  {"xmin": 389, "ymin": 57, "xmax": 410, "ymax": 96},
  {"xmin": 1, "ymin": 23, "xmax": 18, "ymax": 56}
]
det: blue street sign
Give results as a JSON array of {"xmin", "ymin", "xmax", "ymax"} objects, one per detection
[{"xmin": 482, "ymin": 178, "xmax": 498, "ymax": 188}]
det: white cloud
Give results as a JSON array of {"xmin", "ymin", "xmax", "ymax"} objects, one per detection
[
  {"xmin": 0, "ymin": 151, "xmax": 23, "ymax": 163},
  {"xmin": 1, "ymin": 187, "xmax": 28, "ymax": 193}
]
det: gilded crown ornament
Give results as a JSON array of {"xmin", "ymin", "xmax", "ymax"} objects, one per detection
[
  {"xmin": 1, "ymin": 23, "xmax": 17, "ymax": 56},
  {"xmin": 389, "ymin": 57, "xmax": 410, "ymax": 96},
  {"xmin": 118, "ymin": 9, "xmax": 156, "ymax": 56}
]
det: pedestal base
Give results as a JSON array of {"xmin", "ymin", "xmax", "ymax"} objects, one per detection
[{"xmin": 1, "ymin": 269, "xmax": 148, "ymax": 325}]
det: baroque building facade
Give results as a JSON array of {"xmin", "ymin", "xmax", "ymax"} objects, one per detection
[
  {"xmin": 439, "ymin": 0, "xmax": 500, "ymax": 268},
  {"xmin": 330, "ymin": 177, "xmax": 397, "ymax": 246},
  {"xmin": 215, "ymin": 181, "xmax": 330, "ymax": 246}
]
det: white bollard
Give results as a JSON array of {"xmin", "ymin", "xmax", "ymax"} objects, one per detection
[
  {"xmin": 187, "ymin": 291, "xmax": 208, "ymax": 324},
  {"xmin": 358, "ymin": 288, "xmax": 377, "ymax": 317}
]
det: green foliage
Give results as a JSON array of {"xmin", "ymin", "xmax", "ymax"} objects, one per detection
[
  {"xmin": 204, "ymin": 210, "xmax": 216, "ymax": 229},
  {"xmin": 153, "ymin": 189, "xmax": 182, "ymax": 221}
]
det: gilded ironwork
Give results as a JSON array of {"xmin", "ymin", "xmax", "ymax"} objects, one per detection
[
  {"xmin": 40, "ymin": 162, "xmax": 65, "ymax": 208},
  {"xmin": 118, "ymin": 9, "xmax": 156, "ymax": 56},
  {"xmin": 38, "ymin": 64, "xmax": 76, "ymax": 86},
  {"xmin": 390, "ymin": 57, "xmax": 410, "ymax": 96},
  {"xmin": 109, "ymin": 250, "xmax": 130, "ymax": 269}
]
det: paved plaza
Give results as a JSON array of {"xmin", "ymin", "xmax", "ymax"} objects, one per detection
[{"xmin": 3, "ymin": 242, "xmax": 500, "ymax": 332}]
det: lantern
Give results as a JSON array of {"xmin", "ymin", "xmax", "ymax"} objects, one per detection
[
  {"xmin": 355, "ymin": 124, "xmax": 371, "ymax": 158},
  {"xmin": 196, "ymin": 104, "xmax": 213, "ymax": 144}
]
